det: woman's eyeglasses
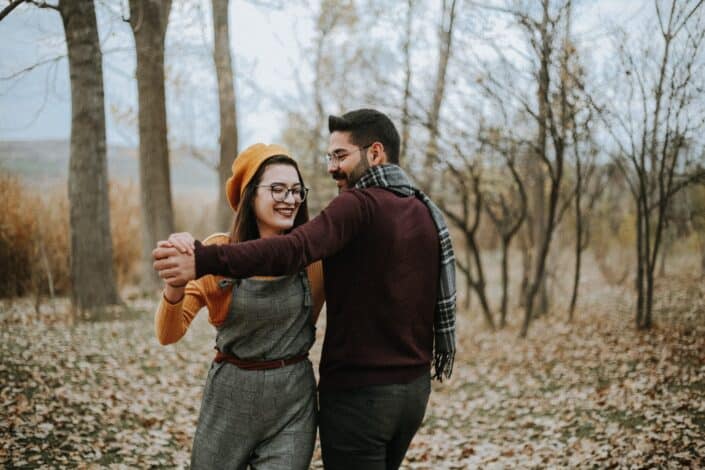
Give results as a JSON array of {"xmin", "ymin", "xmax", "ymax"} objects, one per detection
[{"xmin": 257, "ymin": 183, "xmax": 309, "ymax": 202}]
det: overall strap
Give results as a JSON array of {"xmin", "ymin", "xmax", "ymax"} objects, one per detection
[{"xmin": 298, "ymin": 270, "xmax": 312, "ymax": 310}]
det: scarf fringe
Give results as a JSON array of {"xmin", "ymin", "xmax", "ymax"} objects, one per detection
[{"xmin": 433, "ymin": 352, "xmax": 454, "ymax": 381}]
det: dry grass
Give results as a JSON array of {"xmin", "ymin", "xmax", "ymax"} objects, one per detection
[
  {"xmin": 0, "ymin": 170, "xmax": 227, "ymax": 301},
  {"xmin": 0, "ymin": 173, "xmax": 142, "ymax": 298},
  {"xmin": 0, "ymin": 173, "xmax": 47, "ymax": 297}
]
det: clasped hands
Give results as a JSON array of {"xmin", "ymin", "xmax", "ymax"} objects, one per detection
[{"xmin": 152, "ymin": 232, "xmax": 198, "ymax": 288}]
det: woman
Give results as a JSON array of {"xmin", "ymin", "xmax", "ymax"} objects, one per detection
[{"xmin": 154, "ymin": 143, "xmax": 324, "ymax": 469}]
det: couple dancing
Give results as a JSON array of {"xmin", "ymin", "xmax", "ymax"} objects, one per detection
[{"xmin": 152, "ymin": 109, "xmax": 457, "ymax": 470}]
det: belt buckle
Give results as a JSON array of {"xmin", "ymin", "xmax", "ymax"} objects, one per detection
[{"xmin": 280, "ymin": 359, "xmax": 286, "ymax": 368}]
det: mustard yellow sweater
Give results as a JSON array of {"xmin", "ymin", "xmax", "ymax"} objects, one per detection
[{"xmin": 155, "ymin": 233, "xmax": 325, "ymax": 345}]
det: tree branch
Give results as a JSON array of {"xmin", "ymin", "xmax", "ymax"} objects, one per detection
[{"xmin": 0, "ymin": 0, "xmax": 27, "ymax": 21}]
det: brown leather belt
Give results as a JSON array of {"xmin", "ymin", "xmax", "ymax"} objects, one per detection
[{"xmin": 214, "ymin": 350, "xmax": 308, "ymax": 371}]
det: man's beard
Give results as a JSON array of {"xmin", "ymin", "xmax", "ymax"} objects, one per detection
[{"xmin": 332, "ymin": 157, "xmax": 370, "ymax": 191}]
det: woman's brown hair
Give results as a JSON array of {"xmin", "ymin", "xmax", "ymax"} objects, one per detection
[{"xmin": 229, "ymin": 155, "xmax": 309, "ymax": 243}]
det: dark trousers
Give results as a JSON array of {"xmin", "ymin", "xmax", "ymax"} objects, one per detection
[{"xmin": 318, "ymin": 372, "xmax": 430, "ymax": 470}]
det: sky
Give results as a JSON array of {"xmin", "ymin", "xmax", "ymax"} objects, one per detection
[
  {"xmin": 0, "ymin": 0, "xmax": 313, "ymax": 147},
  {"xmin": 0, "ymin": 0, "xmax": 647, "ymax": 148}
]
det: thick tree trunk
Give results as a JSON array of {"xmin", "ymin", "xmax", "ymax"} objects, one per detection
[
  {"xmin": 212, "ymin": 0, "xmax": 238, "ymax": 231},
  {"xmin": 59, "ymin": 0, "xmax": 120, "ymax": 317},
  {"xmin": 129, "ymin": 0, "xmax": 174, "ymax": 290}
]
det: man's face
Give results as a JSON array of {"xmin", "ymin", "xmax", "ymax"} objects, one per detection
[{"xmin": 327, "ymin": 131, "xmax": 372, "ymax": 191}]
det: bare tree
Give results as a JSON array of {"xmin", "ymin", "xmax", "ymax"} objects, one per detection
[
  {"xmin": 469, "ymin": 1, "xmax": 580, "ymax": 332},
  {"xmin": 58, "ymin": 0, "xmax": 121, "ymax": 317},
  {"xmin": 128, "ymin": 0, "xmax": 174, "ymax": 290},
  {"xmin": 481, "ymin": 134, "xmax": 528, "ymax": 328},
  {"xmin": 516, "ymin": 0, "xmax": 576, "ymax": 337},
  {"xmin": 1, "ymin": 0, "xmax": 125, "ymax": 317},
  {"xmin": 212, "ymin": 0, "xmax": 238, "ymax": 231},
  {"xmin": 423, "ymin": 0, "xmax": 458, "ymax": 194},
  {"xmin": 399, "ymin": 0, "xmax": 416, "ymax": 166},
  {"xmin": 0, "ymin": 0, "xmax": 124, "ymax": 317},
  {"xmin": 440, "ymin": 157, "xmax": 496, "ymax": 330},
  {"xmin": 596, "ymin": 0, "xmax": 705, "ymax": 329}
]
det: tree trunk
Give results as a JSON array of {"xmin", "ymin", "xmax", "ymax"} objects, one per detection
[
  {"xmin": 518, "ymin": 230, "xmax": 531, "ymax": 307},
  {"xmin": 635, "ymin": 205, "xmax": 645, "ymax": 328},
  {"xmin": 521, "ymin": 165, "xmax": 562, "ymax": 338},
  {"xmin": 464, "ymin": 247, "xmax": 472, "ymax": 310},
  {"xmin": 500, "ymin": 237, "xmax": 510, "ymax": 328},
  {"xmin": 568, "ymin": 161, "xmax": 583, "ymax": 321},
  {"xmin": 469, "ymin": 234, "xmax": 495, "ymax": 330},
  {"xmin": 399, "ymin": 0, "xmax": 414, "ymax": 166},
  {"xmin": 520, "ymin": 0, "xmax": 554, "ymax": 336},
  {"xmin": 59, "ymin": 0, "xmax": 120, "ymax": 318},
  {"xmin": 645, "ymin": 261, "xmax": 655, "ymax": 329},
  {"xmin": 531, "ymin": 61, "xmax": 549, "ymax": 317},
  {"xmin": 658, "ymin": 226, "xmax": 671, "ymax": 277},
  {"xmin": 423, "ymin": 0, "xmax": 457, "ymax": 194},
  {"xmin": 129, "ymin": 0, "xmax": 174, "ymax": 290},
  {"xmin": 212, "ymin": 0, "xmax": 238, "ymax": 231}
]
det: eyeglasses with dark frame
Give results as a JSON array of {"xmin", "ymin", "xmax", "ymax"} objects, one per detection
[
  {"xmin": 257, "ymin": 183, "xmax": 309, "ymax": 203},
  {"xmin": 324, "ymin": 143, "xmax": 373, "ymax": 166}
]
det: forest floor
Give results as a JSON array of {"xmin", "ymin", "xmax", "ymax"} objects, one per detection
[{"xmin": 1, "ymin": 274, "xmax": 704, "ymax": 469}]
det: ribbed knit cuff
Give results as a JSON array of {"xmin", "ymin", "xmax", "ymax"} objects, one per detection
[
  {"xmin": 162, "ymin": 291, "xmax": 184, "ymax": 306},
  {"xmin": 194, "ymin": 240, "xmax": 222, "ymax": 278}
]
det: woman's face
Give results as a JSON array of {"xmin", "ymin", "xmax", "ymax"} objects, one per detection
[{"xmin": 253, "ymin": 163, "xmax": 303, "ymax": 238}]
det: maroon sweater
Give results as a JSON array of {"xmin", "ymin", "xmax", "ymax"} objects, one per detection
[{"xmin": 195, "ymin": 187, "xmax": 440, "ymax": 390}]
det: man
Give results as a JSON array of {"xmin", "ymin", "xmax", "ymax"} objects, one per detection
[{"xmin": 154, "ymin": 109, "xmax": 456, "ymax": 469}]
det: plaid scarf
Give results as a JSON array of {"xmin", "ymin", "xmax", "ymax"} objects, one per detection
[{"xmin": 355, "ymin": 164, "xmax": 456, "ymax": 380}]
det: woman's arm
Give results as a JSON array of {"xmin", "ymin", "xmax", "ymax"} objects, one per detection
[
  {"xmin": 154, "ymin": 279, "xmax": 206, "ymax": 345},
  {"xmin": 154, "ymin": 233, "xmax": 230, "ymax": 344}
]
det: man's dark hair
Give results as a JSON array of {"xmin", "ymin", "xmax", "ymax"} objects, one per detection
[{"xmin": 328, "ymin": 109, "xmax": 400, "ymax": 164}]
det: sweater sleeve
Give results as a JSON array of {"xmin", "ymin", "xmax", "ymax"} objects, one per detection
[
  {"xmin": 195, "ymin": 189, "xmax": 373, "ymax": 279},
  {"xmin": 155, "ymin": 232, "xmax": 229, "ymax": 345},
  {"xmin": 154, "ymin": 281, "xmax": 207, "ymax": 345},
  {"xmin": 306, "ymin": 261, "xmax": 325, "ymax": 324}
]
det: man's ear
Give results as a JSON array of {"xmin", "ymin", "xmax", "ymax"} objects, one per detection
[{"xmin": 370, "ymin": 142, "xmax": 388, "ymax": 166}]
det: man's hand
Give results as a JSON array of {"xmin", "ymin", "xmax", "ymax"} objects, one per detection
[{"xmin": 153, "ymin": 240, "xmax": 196, "ymax": 287}]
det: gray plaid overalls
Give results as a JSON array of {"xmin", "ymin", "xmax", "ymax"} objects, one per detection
[{"xmin": 191, "ymin": 272, "xmax": 317, "ymax": 470}]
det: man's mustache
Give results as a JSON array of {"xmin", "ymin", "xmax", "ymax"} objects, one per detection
[{"xmin": 331, "ymin": 172, "xmax": 346, "ymax": 180}]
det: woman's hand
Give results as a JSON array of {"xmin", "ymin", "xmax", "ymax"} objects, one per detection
[{"xmin": 167, "ymin": 232, "xmax": 196, "ymax": 255}]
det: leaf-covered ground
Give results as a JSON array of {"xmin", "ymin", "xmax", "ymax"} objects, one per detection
[{"xmin": 1, "ymin": 277, "xmax": 704, "ymax": 468}]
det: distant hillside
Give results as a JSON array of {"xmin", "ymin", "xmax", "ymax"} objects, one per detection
[{"xmin": 0, "ymin": 140, "xmax": 219, "ymax": 200}]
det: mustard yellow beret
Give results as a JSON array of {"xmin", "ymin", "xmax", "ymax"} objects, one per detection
[{"xmin": 225, "ymin": 143, "xmax": 290, "ymax": 210}]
